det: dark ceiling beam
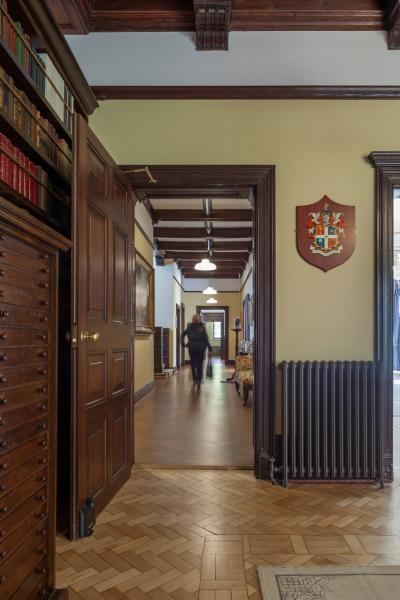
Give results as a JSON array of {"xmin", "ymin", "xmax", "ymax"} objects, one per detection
[
  {"xmin": 45, "ymin": 0, "xmax": 92, "ymax": 33},
  {"xmin": 158, "ymin": 240, "xmax": 252, "ymax": 251},
  {"xmin": 387, "ymin": 1, "xmax": 400, "ymax": 48},
  {"xmin": 164, "ymin": 251, "xmax": 250, "ymax": 260},
  {"xmin": 182, "ymin": 271, "xmax": 241, "ymax": 279},
  {"xmin": 154, "ymin": 227, "xmax": 252, "ymax": 238},
  {"xmin": 51, "ymin": 1, "xmax": 385, "ymax": 34},
  {"xmin": 178, "ymin": 259, "xmax": 246, "ymax": 267},
  {"xmin": 153, "ymin": 209, "xmax": 252, "ymax": 222},
  {"xmin": 193, "ymin": 0, "xmax": 232, "ymax": 51}
]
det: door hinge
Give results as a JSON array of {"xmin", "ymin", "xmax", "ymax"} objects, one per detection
[{"xmin": 65, "ymin": 324, "xmax": 78, "ymax": 348}]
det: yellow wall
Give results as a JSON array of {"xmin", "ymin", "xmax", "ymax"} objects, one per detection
[
  {"xmin": 134, "ymin": 223, "xmax": 154, "ymax": 392},
  {"xmin": 90, "ymin": 100, "xmax": 400, "ymax": 361},
  {"xmin": 183, "ymin": 292, "xmax": 241, "ymax": 360}
]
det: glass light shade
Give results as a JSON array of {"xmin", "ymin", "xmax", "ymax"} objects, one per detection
[
  {"xmin": 194, "ymin": 258, "xmax": 217, "ymax": 271},
  {"xmin": 206, "ymin": 297, "xmax": 218, "ymax": 304},
  {"xmin": 202, "ymin": 286, "xmax": 217, "ymax": 295}
]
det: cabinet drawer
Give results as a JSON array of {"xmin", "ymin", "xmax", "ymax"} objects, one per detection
[
  {"xmin": 0, "ymin": 493, "xmax": 47, "ymax": 541},
  {"xmin": 0, "ymin": 365, "xmax": 48, "ymax": 391},
  {"xmin": 10, "ymin": 562, "xmax": 47, "ymax": 600},
  {"xmin": 0, "ymin": 523, "xmax": 47, "ymax": 598},
  {"xmin": 0, "ymin": 285, "xmax": 49, "ymax": 311},
  {"xmin": 0, "ymin": 417, "xmax": 48, "ymax": 455},
  {"xmin": 0, "ymin": 363, "xmax": 48, "ymax": 393},
  {"xmin": 0, "ymin": 438, "xmax": 47, "ymax": 491},
  {"xmin": 0, "ymin": 304, "xmax": 49, "ymax": 329},
  {"xmin": 0, "ymin": 247, "xmax": 50, "ymax": 279},
  {"xmin": 0, "ymin": 469, "xmax": 47, "ymax": 520},
  {"xmin": 0, "ymin": 265, "xmax": 49, "ymax": 294},
  {"xmin": 0, "ymin": 328, "xmax": 48, "ymax": 347},
  {"xmin": 0, "ymin": 400, "xmax": 48, "ymax": 432},
  {"xmin": 0, "ymin": 513, "xmax": 47, "ymax": 564},
  {"xmin": 0, "ymin": 383, "xmax": 48, "ymax": 412},
  {"xmin": 0, "ymin": 348, "xmax": 47, "ymax": 367},
  {"xmin": 0, "ymin": 233, "xmax": 50, "ymax": 266}
]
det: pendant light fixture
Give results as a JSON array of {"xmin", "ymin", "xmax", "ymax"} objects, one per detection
[
  {"xmin": 206, "ymin": 297, "xmax": 218, "ymax": 304},
  {"xmin": 202, "ymin": 282, "xmax": 217, "ymax": 295},
  {"xmin": 194, "ymin": 257, "xmax": 216, "ymax": 271}
]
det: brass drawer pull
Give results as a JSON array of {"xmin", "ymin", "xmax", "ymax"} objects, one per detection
[
  {"xmin": 0, "ymin": 575, "xmax": 5, "ymax": 584},
  {"xmin": 0, "ymin": 507, "xmax": 7, "ymax": 514},
  {"xmin": 0, "ymin": 442, "xmax": 6, "ymax": 449},
  {"xmin": 0, "ymin": 313, "xmax": 8, "ymax": 320},
  {"xmin": 39, "ymin": 282, "xmax": 49, "ymax": 289},
  {"xmin": 0, "ymin": 552, "xmax": 6, "ymax": 559},
  {"xmin": 0, "ymin": 420, "xmax": 5, "ymax": 428},
  {"xmin": 37, "ymin": 495, "xmax": 47, "ymax": 502},
  {"xmin": 38, "ymin": 369, "xmax": 47, "ymax": 375},
  {"xmin": 0, "ymin": 464, "xmax": 7, "ymax": 471},
  {"xmin": 40, "ymin": 317, "xmax": 48, "ymax": 323},
  {"xmin": 0, "ymin": 530, "xmax": 6, "ymax": 538},
  {"xmin": 0, "ymin": 335, "xmax": 7, "ymax": 341},
  {"xmin": 0, "ymin": 378, "xmax": 6, "ymax": 385},
  {"xmin": 0, "ymin": 399, "xmax": 6, "ymax": 405},
  {"xmin": 37, "ymin": 404, "xmax": 47, "ymax": 412},
  {"xmin": 38, "ymin": 440, "xmax": 47, "ymax": 448},
  {"xmin": 41, "ymin": 254, "xmax": 49, "ymax": 260},
  {"xmin": 0, "ymin": 357, "xmax": 6, "ymax": 363},
  {"xmin": 0, "ymin": 271, "xmax": 5, "ymax": 278},
  {"xmin": 39, "ymin": 457, "xmax": 47, "ymax": 465},
  {"xmin": 37, "ymin": 475, "xmax": 46, "ymax": 482}
]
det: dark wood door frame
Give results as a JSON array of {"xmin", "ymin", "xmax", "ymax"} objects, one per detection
[
  {"xmin": 176, "ymin": 303, "xmax": 181, "ymax": 369},
  {"xmin": 180, "ymin": 302, "xmax": 185, "ymax": 367},
  {"xmin": 125, "ymin": 165, "xmax": 276, "ymax": 481},
  {"xmin": 197, "ymin": 306, "xmax": 229, "ymax": 365},
  {"xmin": 370, "ymin": 151, "xmax": 400, "ymax": 482}
]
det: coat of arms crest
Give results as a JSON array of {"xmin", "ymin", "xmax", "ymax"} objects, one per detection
[{"xmin": 296, "ymin": 196, "xmax": 356, "ymax": 271}]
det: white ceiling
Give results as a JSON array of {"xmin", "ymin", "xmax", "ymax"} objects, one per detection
[{"xmin": 67, "ymin": 30, "xmax": 400, "ymax": 86}]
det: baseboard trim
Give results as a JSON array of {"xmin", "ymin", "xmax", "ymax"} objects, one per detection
[{"xmin": 134, "ymin": 380, "xmax": 156, "ymax": 404}]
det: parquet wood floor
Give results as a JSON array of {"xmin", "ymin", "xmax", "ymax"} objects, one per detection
[
  {"xmin": 57, "ymin": 468, "xmax": 400, "ymax": 600},
  {"xmin": 134, "ymin": 364, "xmax": 253, "ymax": 467}
]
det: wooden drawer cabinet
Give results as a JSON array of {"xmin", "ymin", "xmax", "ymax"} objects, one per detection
[{"xmin": 0, "ymin": 199, "xmax": 70, "ymax": 598}]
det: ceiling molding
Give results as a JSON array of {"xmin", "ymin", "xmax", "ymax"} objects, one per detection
[
  {"xmin": 93, "ymin": 85, "xmax": 400, "ymax": 100},
  {"xmin": 153, "ymin": 209, "xmax": 252, "ymax": 222},
  {"xmin": 46, "ymin": 0, "xmax": 92, "ymax": 33},
  {"xmin": 158, "ymin": 240, "xmax": 252, "ymax": 251},
  {"xmin": 193, "ymin": 0, "xmax": 232, "ymax": 51}
]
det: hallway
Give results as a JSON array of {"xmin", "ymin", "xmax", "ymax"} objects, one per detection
[
  {"xmin": 56, "ymin": 468, "xmax": 400, "ymax": 600},
  {"xmin": 134, "ymin": 363, "xmax": 253, "ymax": 467}
]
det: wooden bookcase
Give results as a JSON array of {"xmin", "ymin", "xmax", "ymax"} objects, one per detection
[{"xmin": 0, "ymin": 0, "xmax": 97, "ymax": 597}]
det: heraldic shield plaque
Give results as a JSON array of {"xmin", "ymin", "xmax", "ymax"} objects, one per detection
[{"xmin": 296, "ymin": 196, "xmax": 356, "ymax": 272}]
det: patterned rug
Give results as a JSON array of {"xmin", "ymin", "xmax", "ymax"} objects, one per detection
[{"xmin": 257, "ymin": 566, "xmax": 400, "ymax": 599}]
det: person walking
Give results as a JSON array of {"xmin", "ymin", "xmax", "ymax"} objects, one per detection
[{"xmin": 181, "ymin": 314, "xmax": 212, "ymax": 388}]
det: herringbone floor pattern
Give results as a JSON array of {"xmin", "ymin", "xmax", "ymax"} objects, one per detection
[{"xmin": 57, "ymin": 468, "xmax": 400, "ymax": 600}]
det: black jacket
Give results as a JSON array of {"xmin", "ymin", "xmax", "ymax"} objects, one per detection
[{"xmin": 182, "ymin": 322, "xmax": 212, "ymax": 353}]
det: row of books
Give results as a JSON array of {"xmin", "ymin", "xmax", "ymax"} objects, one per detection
[
  {"xmin": 0, "ymin": 66, "xmax": 72, "ymax": 179},
  {"xmin": 0, "ymin": 134, "xmax": 69, "ymax": 212},
  {"xmin": 0, "ymin": 0, "xmax": 73, "ymax": 133}
]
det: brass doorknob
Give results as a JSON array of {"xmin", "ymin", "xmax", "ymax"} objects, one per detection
[{"xmin": 80, "ymin": 330, "xmax": 100, "ymax": 342}]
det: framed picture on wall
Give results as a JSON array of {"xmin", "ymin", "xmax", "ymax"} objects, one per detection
[{"xmin": 135, "ymin": 252, "xmax": 155, "ymax": 335}]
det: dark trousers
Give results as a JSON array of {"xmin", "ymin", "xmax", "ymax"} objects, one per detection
[{"xmin": 189, "ymin": 349, "xmax": 205, "ymax": 383}]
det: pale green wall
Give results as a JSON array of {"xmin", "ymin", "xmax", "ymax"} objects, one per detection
[{"xmin": 90, "ymin": 100, "xmax": 400, "ymax": 361}]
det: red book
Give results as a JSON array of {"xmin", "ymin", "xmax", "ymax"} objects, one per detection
[
  {"xmin": 0, "ymin": 134, "xmax": 6, "ymax": 184},
  {"xmin": 12, "ymin": 144, "xmax": 19, "ymax": 192},
  {"xmin": 23, "ymin": 155, "xmax": 29, "ymax": 199},
  {"xmin": 6, "ymin": 138, "xmax": 13, "ymax": 187}
]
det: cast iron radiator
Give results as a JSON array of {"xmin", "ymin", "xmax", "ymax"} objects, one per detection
[{"xmin": 279, "ymin": 361, "xmax": 384, "ymax": 486}]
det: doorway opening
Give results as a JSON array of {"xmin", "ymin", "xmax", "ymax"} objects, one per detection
[
  {"xmin": 197, "ymin": 307, "xmax": 228, "ymax": 364},
  {"xmin": 125, "ymin": 166, "xmax": 275, "ymax": 477}
]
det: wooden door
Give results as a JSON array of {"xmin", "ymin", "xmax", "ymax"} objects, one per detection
[{"xmin": 74, "ymin": 116, "xmax": 134, "ymax": 531}]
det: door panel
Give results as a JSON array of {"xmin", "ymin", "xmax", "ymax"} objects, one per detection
[
  {"xmin": 74, "ymin": 115, "xmax": 134, "ymax": 534},
  {"xmin": 87, "ymin": 420, "xmax": 107, "ymax": 499},
  {"xmin": 87, "ymin": 207, "xmax": 107, "ymax": 320}
]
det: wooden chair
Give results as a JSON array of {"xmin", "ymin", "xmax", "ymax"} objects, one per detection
[{"xmin": 234, "ymin": 355, "xmax": 253, "ymax": 406}]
